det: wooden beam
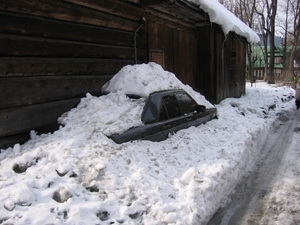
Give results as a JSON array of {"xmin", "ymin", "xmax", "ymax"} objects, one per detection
[
  {"xmin": 145, "ymin": 8, "xmax": 194, "ymax": 32},
  {"xmin": 140, "ymin": 0, "xmax": 166, "ymax": 6},
  {"xmin": 0, "ymin": 34, "xmax": 142, "ymax": 59},
  {"xmin": 0, "ymin": 57, "xmax": 133, "ymax": 77},
  {"xmin": 0, "ymin": 98, "xmax": 80, "ymax": 137},
  {"xmin": 145, "ymin": 1, "xmax": 207, "ymax": 29},
  {"xmin": 0, "ymin": 75, "xmax": 112, "ymax": 109},
  {"xmin": 0, "ymin": 0, "xmax": 140, "ymax": 31},
  {"xmin": 62, "ymin": 0, "xmax": 143, "ymax": 21},
  {"xmin": 0, "ymin": 12, "xmax": 137, "ymax": 47}
]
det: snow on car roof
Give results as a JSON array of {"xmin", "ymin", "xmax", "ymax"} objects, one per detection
[
  {"xmin": 102, "ymin": 63, "xmax": 186, "ymax": 97},
  {"xmin": 101, "ymin": 62, "xmax": 214, "ymax": 108}
]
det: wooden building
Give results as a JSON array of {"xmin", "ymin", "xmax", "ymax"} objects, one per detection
[{"xmin": 0, "ymin": 0, "xmax": 251, "ymax": 148}]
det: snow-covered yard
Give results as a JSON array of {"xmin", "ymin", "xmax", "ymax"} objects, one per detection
[{"xmin": 0, "ymin": 63, "xmax": 298, "ymax": 225}]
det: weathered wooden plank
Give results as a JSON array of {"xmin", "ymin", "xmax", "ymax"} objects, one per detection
[
  {"xmin": 195, "ymin": 25, "xmax": 216, "ymax": 103},
  {"xmin": 0, "ymin": 0, "xmax": 140, "ymax": 31},
  {"xmin": 150, "ymin": 2, "xmax": 206, "ymax": 25},
  {"xmin": 234, "ymin": 35, "xmax": 247, "ymax": 98},
  {"xmin": 215, "ymin": 27, "xmax": 224, "ymax": 104},
  {"xmin": 0, "ymin": 12, "xmax": 137, "ymax": 47},
  {"xmin": 140, "ymin": 0, "xmax": 165, "ymax": 5},
  {"xmin": 147, "ymin": 20, "xmax": 174, "ymax": 71},
  {"xmin": 0, "ymin": 98, "xmax": 80, "ymax": 137},
  {"xmin": 145, "ymin": 8, "xmax": 195, "ymax": 32},
  {"xmin": 0, "ymin": 75, "xmax": 112, "ymax": 109},
  {"xmin": 63, "ymin": 0, "xmax": 143, "ymax": 21},
  {"xmin": 0, "ymin": 34, "xmax": 141, "ymax": 58},
  {"xmin": 0, "ymin": 57, "xmax": 132, "ymax": 77},
  {"xmin": 0, "ymin": 131, "xmax": 32, "ymax": 150},
  {"xmin": 173, "ymin": 29, "xmax": 196, "ymax": 88}
]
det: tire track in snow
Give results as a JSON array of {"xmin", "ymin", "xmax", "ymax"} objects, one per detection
[{"xmin": 207, "ymin": 109, "xmax": 300, "ymax": 225}]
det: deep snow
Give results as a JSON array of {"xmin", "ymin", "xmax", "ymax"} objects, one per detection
[{"xmin": 0, "ymin": 63, "xmax": 298, "ymax": 225}]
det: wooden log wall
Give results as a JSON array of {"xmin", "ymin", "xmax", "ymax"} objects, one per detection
[
  {"xmin": 196, "ymin": 25, "xmax": 247, "ymax": 104},
  {"xmin": 0, "ymin": 0, "xmax": 145, "ymax": 148},
  {"xmin": 223, "ymin": 33, "xmax": 247, "ymax": 100},
  {"xmin": 145, "ymin": 1, "xmax": 202, "ymax": 89},
  {"xmin": 196, "ymin": 25, "xmax": 219, "ymax": 104}
]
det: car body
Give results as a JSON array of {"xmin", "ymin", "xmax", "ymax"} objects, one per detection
[{"xmin": 109, "ymin": 89, "xmax": 218, "ymax": 144}]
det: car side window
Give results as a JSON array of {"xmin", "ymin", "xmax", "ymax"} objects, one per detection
[
  {"xmin": 159, "ymin": 95, "xmax": 181, "ymax": 121},
  {"xmin": 175, "ymin": 93, "xmax": 197, "ymax": 115}
]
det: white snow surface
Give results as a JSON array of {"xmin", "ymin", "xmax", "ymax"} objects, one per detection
[
  {"xmin": 188, "ymin": 0, "xmax": 260, "ymax": 44},
  {"xmin": 0, "ymin": 63, "xmax": 298, "ymax": 225},
  {"xmin": 101, "ymin": 63, "xmax": 213, "ymax": 106}
]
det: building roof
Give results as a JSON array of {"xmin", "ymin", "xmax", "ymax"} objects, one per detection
[{"xmin": 252, "ymin": 46, "xmax": 284, "ymax": 69}]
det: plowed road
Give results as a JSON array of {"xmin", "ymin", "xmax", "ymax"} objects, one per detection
[{"xmin": 208, "ymin": 109, "xmax": 300, "ymax": 225}]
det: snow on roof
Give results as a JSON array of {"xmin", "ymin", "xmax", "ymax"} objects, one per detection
[{"xmin": 187, "ymin": 0, "xmax": 260, "ymax": 44}]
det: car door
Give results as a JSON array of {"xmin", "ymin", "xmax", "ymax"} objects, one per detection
[
  {"xmin": 158, "ymin": 94, "xmax": 187, "ymax": 138},
  {"xmin": 175, "ymin": 92, "xmax": 212, "ymax": 127},
  {"xmin": 175, "ymin": 92, "xmax": 201, "ymax": 126}
]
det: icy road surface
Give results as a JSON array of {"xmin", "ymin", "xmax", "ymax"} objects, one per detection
[{"xmin": 208, "ymin": 109, "xmax": 300, "ymax": 225}]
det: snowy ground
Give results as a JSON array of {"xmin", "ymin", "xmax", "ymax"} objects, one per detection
[
  {"xmin": 242, "ymin": 110, "xmax": 300, "ymax": 225},
  {"xmin": 261, "ymin": 128, "xmax": 300, "ymax": 225},
  {"xmin": 0, "ymin": 63, "xmax": 298, "ymax": 225}
]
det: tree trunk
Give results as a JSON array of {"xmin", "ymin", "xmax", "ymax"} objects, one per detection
[
  {"xmin": 268, "ymin": 34, "xmax": 275, "ymax": 84},
  {"xmin": 267, "ymin": 0, "xmax": 277, "ymax": 84},
  {"xmin": 288, "ymin": 45, "xmax": 296, "ymax": 86}
]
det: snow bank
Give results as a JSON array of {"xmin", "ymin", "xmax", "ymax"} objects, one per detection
[
  {"xmin": 60, "ymin": 63, "xmax": 214, "ymax": 137},
  {"xmin": 243, "ymin": 115, "xmax": 300, "ymax": 224},
  {"xmin": 0, "ymin": 64, "xmax": 296, "ymax": 225}
]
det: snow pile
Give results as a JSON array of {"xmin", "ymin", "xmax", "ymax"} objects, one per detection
[
  {"xmin": 101, "ymin": 62, "xmax": 213, "ymax": 108},
  {"xmin": 60, "ymin": 63, "xmax": 213, "ymax": 136},
  {"xmin": 101, "ymin": 63, "xmax": 182, "ymax": 97},
  {"xmin": 0, "ymin": 63, "xmax": 297, "ymax": 225},
  {"xmin": 188, "ymin": 0, "xmax": 260, "ymax": 43},
  {"xmin": 58, "ymin": 92, "xmax": 145, "ymax": 136}
]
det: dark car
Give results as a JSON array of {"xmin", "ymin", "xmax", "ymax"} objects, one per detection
[{"xmin": 109, "ymin": 89, "xmax": 218, "ymax": 144}]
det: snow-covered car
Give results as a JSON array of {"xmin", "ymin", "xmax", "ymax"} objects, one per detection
[{"xmin": 109, "ymin": 89, "xmax": 218, "ymax": 144}]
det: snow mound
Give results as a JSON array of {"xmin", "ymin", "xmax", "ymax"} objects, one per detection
[
  {"xmin": 58, "ymin": 92, "xmax": 145, "ymax": 136},
  {"xmin": 59, "ymin": 63, "xmax": 214, "ymax": 137},
  {"xmin": 102, "ymin": 63, "xmax": 182, "ymax": 97},
  {"xmin": 101, "ymin": 62, "xmax": 214, "ymax": 108}
]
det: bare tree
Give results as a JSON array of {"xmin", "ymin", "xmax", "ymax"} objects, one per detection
[
  {"xmin": 267, "ymin": 0, "xmax": 278, "ymax": 84},
  {"xmin": 239, "ymin": 0, "xmax": 259, "ymax": 85},
  {"xmin": 287, "ymin": 0, "xmax": 300, "ymax": 87},
  {"xmin": 255, "ymin": 0, "xmax": 278, "ymax": 84},
  {"xmin": 277, "ymin": 0, "xmax": 291, "ymax": 68},
  {"xmin": 255, "ymin": 1, "xmax": 269, "ymax": 81},
  {"xmin": 219, "ymin": 0, "xmax": 237, "ymax": 12}
]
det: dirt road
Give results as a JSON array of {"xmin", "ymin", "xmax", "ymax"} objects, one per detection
[{"xmin": 208, "ymin": 109, "xmax": 300, "ymax": 225}]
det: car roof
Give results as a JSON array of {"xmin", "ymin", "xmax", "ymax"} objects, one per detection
[{"xmin": 148, "ymin": 89, "xmax": 186, "ymax": 97}]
